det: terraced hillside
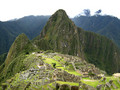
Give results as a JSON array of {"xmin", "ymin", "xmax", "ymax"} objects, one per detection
[{"xmin": 1, "ymin": 51, "xmax": 120, "ymax": 90}]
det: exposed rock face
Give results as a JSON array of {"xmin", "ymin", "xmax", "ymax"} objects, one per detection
[{"xmin": 33, "ymin": 9, "xmax": 120, "ymax": 74}]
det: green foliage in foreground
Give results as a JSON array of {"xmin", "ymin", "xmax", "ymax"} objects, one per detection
[{"xmin": 56, "ymin": 81, "xmax": 79, "ymax": 86}]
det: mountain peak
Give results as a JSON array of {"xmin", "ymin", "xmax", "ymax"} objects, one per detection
[
  {"xmin": 49, "ymin": 9, "xmax": 71, "ymax": 23},
  {"xmin": 37, "ymin": 9, "xmax": 77, "ymax": 39},
  {"xmin": 5, "ymin": 33, "xmax": 35, "ymax": 65},
  {"xmin": 33, "ymin": 10, "xmax": 78, "ymax": 51},
  {"xmin": 54, "ymin": 9, "xmax": 67, "ymax": 16}
]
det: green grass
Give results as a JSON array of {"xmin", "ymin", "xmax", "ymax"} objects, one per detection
[
  {"xmin": 53, "ymin": 55, "xmax": 66, "ymax": 65},
  {"xmin": 43, "ymin": 58, "xmax": 62, "ymax": 67},
  {"xmin": 81, "ymin": 76, "xmax": 120, "ymax": 88},
  {"xmin": 53, "ymin": 55, "xmax": 61, "ymax": 60},
  {"xmin": 105, "ymin": 76, "xmax": 117, "ymax": 81},
  {"xmin": 56, "ymin": 81, "xmax": 79, "ymax": 86},
  {"xmin": 82, "ymin": 77, "xmax": 91, "ymax": 80},
  {"xmin": 113, "ymin": 80, "xmax": 120, "ymax": 89},
  {"xmin": 65, "ymin": 70, "xmax": 81, "ymax": 76},
  {"xmin": 43, "ymin": 57, "xmax": 81, "ymax": 76},
  {"xmin": 48, "ymin": 82, "xmax": 56, "ymax": 89},
  {"xmin": 81, "ymin": 79, "xmax": 99, "ymax": 87},
  {"xmin": 0, "ymin": 86, "xmax": 2, "ymax": 90},
  {"xmin": 23, "ymin": 54, "xmax": 38, "ymax": 69}
]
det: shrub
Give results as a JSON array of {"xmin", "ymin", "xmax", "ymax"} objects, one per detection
[
  {"xmin": 25, "ymin": 52, "xmax": 29, "ymax": 54},
  {"xmin": 44, "ymin": 50, "xmax": 54, "ymax": 54}
]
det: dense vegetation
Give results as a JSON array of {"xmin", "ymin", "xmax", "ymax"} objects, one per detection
[
  {"xmin": 1, "ymin": 13, "xmax": 120, "ymax": 66},
  {"xmin": 0, "ymin": 33, "xmax": 36, "ymax": 83},
  {"xmin": 0, "ymin": 16, "xmax": 49, "ymax": 55},
  {"xmin": 72, "ymin": 15, "xmax": 120, "ymax": 48},
  {"xmin": 33, "ymin": 9, "xmax": 120, "ymax": 74}
]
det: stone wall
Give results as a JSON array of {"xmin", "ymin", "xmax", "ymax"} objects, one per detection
[
  {"xmin": 56, "ymin": 83, "xmax": 96, "ymax": 90},
  {"xmin": 53, "ymin": 69, "xmax": 81, "ymax": 83}
]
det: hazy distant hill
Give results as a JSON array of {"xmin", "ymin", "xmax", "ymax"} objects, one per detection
[
  {"xmin": 72, "ymin": 15, "xmax": 120, "ymax": 48},
  {"xmin": 0, "ymin": 15, "xmax": 49, "ymax": 55}
]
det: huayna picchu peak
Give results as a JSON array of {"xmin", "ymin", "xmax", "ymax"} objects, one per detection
[
  {"xmin": 33, "ymin": 9, "xmax": 120, "ymax": 74},
  {"xmin": 0, "ymin": 9, "xmax": 120, "ymax": 90},
  {"xmin": 35, "ymin": 9, "xmax": 77, "ymax": 39}
]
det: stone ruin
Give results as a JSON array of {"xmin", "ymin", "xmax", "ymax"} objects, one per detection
[
  {"xmin": 53, "ymin": 69, "xmax": 81, "ymax": 83},
  {"xmin": 45, "ymin": 63, "xmax": 54, "ymax": 70},
  {"xmin": 55, "ymin": 82, "xmax": 96, "ymax": 90},
  {"xmin": 96, "ymin": 79, "xmax": 118, "ymax": 90},
  {"xmin": 59, "ymin": 54, "xmax": 106, "ymax": 80}
]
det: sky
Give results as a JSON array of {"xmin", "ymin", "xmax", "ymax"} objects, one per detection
[{"xmin": 0, "ymin": 0, "xmax": 120, "ymax": 21}]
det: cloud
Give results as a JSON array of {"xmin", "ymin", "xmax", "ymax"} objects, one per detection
[{"xmin": 0, "ymin": 0, "xmax": 119, "ymax": 21}]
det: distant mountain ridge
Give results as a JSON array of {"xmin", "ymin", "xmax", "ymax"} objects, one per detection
[
  {"xmin": 0, "ymin": 15, "xmax": 49, "ymax": 55},
  {"xmin": 72, "ymin": 15, "xmax": 120, "ymax": 48}
]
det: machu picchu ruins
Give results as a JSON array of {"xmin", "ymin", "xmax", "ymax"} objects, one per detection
[{"xmin": 1, "ymin": 51, "xmax": 120, "ymax": 90}]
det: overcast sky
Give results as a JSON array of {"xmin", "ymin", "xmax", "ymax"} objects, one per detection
[{"xmin": 0, "ymin": 0, "xmax": 120, "ymax": 21}]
